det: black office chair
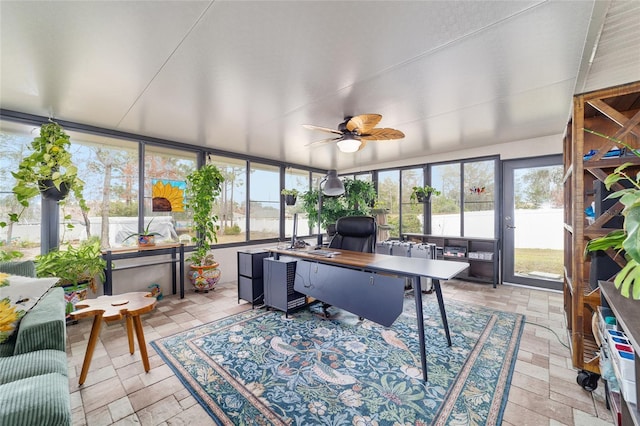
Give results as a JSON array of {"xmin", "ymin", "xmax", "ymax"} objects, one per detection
[{"xmin": 322, "ymin": 215, "xmax": 377, "ymax": 317}]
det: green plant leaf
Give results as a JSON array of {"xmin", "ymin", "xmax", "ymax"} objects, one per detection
[
  {"xmin": 623, "ymin": 206, "xmax": 640, "ymax": 263},
  {"xmin": 614, "ymin": 259, "xmax": 640, "ymax": 299}
]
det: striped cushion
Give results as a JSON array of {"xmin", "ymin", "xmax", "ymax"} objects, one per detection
[
  {"xmin": 0, "ymin": 350, "xmax": 68, "ymax": 385},
  {"xmin": 0, "ymin": 373, "xmax": 71, "ymax": 426},
  {"xmin": 13, "ymin": 288, "xmax": 66, "ymax": 355},
  {"xmin": 0, "ymin": 261, "xmax": 36, "ymax": 278}
]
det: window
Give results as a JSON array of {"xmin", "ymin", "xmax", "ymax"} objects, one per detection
[
  {"xmin": 431, "ymin": 163, "xmax": 461, "ymax": 236},
  {"xmin": 463, "ymin": 160, "xmax": 495, "ymax": 237},
  {"xmin": 65, "ymin": 130, "xmax": 141, "ymax": 249},
  {"xmin": 209, "ymin": 155, "xmax": 247, "ymax": 244},
  {"xmin": 0, "ymin": 121, "xmax": 43, "ymax": 259},
  {"xmin": 377, "ymin": 170, "xmax": 400, "ymax": 238},
  {"xmin": 249, "ymin": 163, "xmax": 280, "ymax": 240},
  {"xmin": 284, "ymin": 168, "xmax": 310, "ymax": 239},
  {"xmin": 143, "ymin": 145, "xmax": 197, "ymax": 247},
  {"xmin": 431, "ymin": 158, "xmax": 497, "ymax": 237},
  {"xmin": 400, "ymin": 168, "xmax": 424, "ymax": 234}
]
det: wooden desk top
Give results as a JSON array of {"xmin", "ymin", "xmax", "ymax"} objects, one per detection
[
  {"xmin": 71, "ymin": 292, "xmax": 157, "ymax": 321},
  {"xmin": 269, "ymin": 247, "xmax": 469, "ymax": 280}
]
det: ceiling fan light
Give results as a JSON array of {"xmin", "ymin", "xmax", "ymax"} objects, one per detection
[{"xmin": 336, "ymin": 138, "xmax": 361, "ymax": 153}]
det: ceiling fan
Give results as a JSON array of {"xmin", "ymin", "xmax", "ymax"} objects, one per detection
[{"xmin": 303, "ymin": 114, "xmax": 405, "ymax": 153}]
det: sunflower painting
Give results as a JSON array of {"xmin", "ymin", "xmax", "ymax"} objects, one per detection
[{"xmin": 152, "ymin": 179, "xmax": 186, "ymax": 212}]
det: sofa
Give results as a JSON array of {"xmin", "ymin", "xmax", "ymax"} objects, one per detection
[{"xmin": 0, "ymin": 261, "xmax": 71, "ymax": 426}]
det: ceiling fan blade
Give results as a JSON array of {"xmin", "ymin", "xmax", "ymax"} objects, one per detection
[
  {"xmin": 360, "ymin": 128, "xmax": 405, "ymax": 141},
  {"xmin": 302, "ymin": 124, "xmax": 343, "ymax": 135},
  {"xmin": 356, "ymin": 140, "xmax": 368, "ymax": 151},
  {"xmin": 346, "ymin": 114, "xmax": 382, "ymax": 134},
  {"xmin": 305, "ymin": 136, "xmax": 343, "ymax": 147}
]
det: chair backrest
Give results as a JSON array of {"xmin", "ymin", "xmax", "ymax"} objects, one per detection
[{"xmin": 328, "ymin": 216, "xmax": 377, "ymax": 253}]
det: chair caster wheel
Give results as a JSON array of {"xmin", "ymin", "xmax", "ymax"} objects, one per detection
[{"xmin": 576, "ymin": 370, "xmax": 599, "ymax": 391}]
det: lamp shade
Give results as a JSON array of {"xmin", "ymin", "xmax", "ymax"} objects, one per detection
[
  {"xmin": 336, "ymin": 138, "xmax": 361, "ymax": 153},
  {"xmin": 322, "ymin": 170, "xmax": 345, "ymax": 196}
]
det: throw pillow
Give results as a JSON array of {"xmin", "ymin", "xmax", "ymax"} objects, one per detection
[
  {"xmin": 0, "ymin": 298, "xmax": 25, "ymax": 344},
  {"xmin": 0, "ymin": 275, "xmax": 59, "ymax": 344}
]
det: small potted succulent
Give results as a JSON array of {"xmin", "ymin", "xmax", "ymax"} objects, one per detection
[
  {"xmin": 123, "ymin": 218, "xmax": 162, "ymax": 247},
  {"xmin": 281, "ymin": 188, "xmax": 300, "ymax": 205},
  {"xmin": 410, "ymin": 185, "xmax": 441, "ymax": 203}
]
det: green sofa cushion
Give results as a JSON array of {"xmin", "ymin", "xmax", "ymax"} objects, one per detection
[
  {"xmin": 0, "ymin": 372, "xmax": 71, "ymax": 426},
  {"xmin": 0, "ymin": 349, "xmax": 68, "ymax": 385},
  {"xmin": 13, "ymin": 287, "xmax": 66, "ymax": 355},
  {"xmin": 0, "ymin": 261, "xmax": 36, "ymax": 278}
]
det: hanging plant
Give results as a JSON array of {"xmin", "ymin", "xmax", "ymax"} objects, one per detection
[
  {"xmin": 410, "ymin": 185, "xmax": 441, "ymax": 203},
  {"xmin": 281, "ymin": 188, "xmax": 300, "ymax": 205},
  {"xmin": 1, "ymin": 120, "xmax": 88, "ymax": 227}
]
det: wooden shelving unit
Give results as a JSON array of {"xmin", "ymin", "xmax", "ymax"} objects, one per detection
[
  {"xmin": 564, "ymin": 81, "xmax": 640, "ymax": 389},
  {"xmin": 401, "ymin": 233, "xmax": 499, "ymax": 287}
]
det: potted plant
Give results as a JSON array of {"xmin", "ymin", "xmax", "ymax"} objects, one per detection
[
  {"xmin": 300, "ymin": 178, "xmax": 377, "ymax": 236},
  {"xmin": 585, "ymin": 130, "xmax": 640, "ymax": 299},
  {"xmin": 185, "ymin": 164, "xmax": 225, "ymax": 292},
  {"xmin": 343, "ymin": 178, "xmax": 376, "ymax": 211},
  {"xmin": 5, "ymin": 120, "xmax": 88, "ymax": 225},
  {"xmin": 281, "ymin": 188, "xmax": 300, "ymax": 206},
  {"xmin": 34, "ymin": 237, "xmax": 107, "ymax": 316},
  {"xmin": 410, "ymin": 185, "xmax": 441, "ymax": 203},
  {"xmin": 123, "ymin": 218, "xmax": 162, "ymax": 247}
]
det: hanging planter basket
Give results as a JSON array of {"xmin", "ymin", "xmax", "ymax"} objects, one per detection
[
  {"xmin": 285, "ymin": 194, "xmax": 297, "ymax": 205},
  {"xmin": 39, "ymin": 180, "xmax": 70, "ymax": 201},
  {"xmin": 416, "ymin": 192, "xmax": 432, "ymax": 203}
]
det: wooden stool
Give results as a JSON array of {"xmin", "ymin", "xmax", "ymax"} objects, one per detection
[{"xmin": 70, "ymin": 292, "xmax": 157, "ymax": 385}]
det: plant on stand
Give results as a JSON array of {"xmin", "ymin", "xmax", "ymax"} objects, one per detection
[
  {"xmin": 122, "ymin": 218, "xmax": 162, "ymax": 247},
  {"xmin": 185, "ymin": 164, "xmax": 225, "ymax": 292}
]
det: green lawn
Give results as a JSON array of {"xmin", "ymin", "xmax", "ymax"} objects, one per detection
[{"xmin": 514, "ymin": 248, "xmax": 563, "ymax": 277}]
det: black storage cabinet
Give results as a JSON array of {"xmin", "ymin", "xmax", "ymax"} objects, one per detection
[{"xmin": 237, "ymin": 249, "xmax": 270, "ymax": 307}]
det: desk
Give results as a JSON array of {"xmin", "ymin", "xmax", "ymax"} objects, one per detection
[
  {"xmin": 269, "ymin": 247, "xmax": 469, "ymax": 381},
  {"xmin": 70, "ymin": 292, "xmax": 157, "ymax": 385},
  {"xmin": 102, "ymin": 243, "xmax": 185, "ymax": 298}
]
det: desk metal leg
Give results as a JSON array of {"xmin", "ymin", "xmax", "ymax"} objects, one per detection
[
  {"xmin": 171, "ymin": 247, "xmax": 177, "ymax": 296},
  {"xmin": 433, "ymin": 279, "xmax": 452, "ymax": 346},
  {"xmin": 412, "ymin": 276, "xmax": 428, "ymax": 382}
]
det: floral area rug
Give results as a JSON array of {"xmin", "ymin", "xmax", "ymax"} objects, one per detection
[{"xmin": 151, "ymin": 294, "xmax": 524, "ymax": 425}]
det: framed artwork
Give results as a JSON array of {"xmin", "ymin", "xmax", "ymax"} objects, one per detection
[{"xmin": 151, "ymin": 179, "xmax": 186, "ymax": 212}]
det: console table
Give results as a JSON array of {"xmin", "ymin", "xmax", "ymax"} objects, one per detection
[{"xmin": 102, "ymin": 243, "xmax": 185, "ymax": 298}]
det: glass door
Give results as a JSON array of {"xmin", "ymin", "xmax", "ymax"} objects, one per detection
[{"xmin": 502, "ymin": 155, "xmax": 563, "ymax": 290}]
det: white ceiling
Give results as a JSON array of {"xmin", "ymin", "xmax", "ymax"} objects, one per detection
[{"xmin": 1, "ymin": 1, "xmax": 639, "ymax": 171}]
